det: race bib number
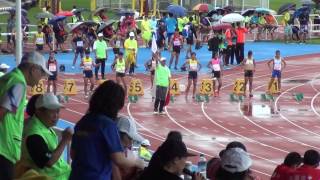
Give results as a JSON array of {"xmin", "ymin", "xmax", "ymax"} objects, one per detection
[
  {"xmin": 36, "ymin": 38, "xmax": 44, "ymax": 44},
  {"xmin": 199, "ymin": 79, "xmax": 214, "ymax": 95},
  {"xmin": 49, "ymin": 64, "xmax": 57, "ymax": 72},
  {"xmin": 212, "ymin": 64, "xmax": 221, "ymax": 71},
  {"xmin": 189, "ymin": 63, "xmax": 197, "ymax": 71},
  {"xmin": 274, "ymin": 64, "xmax": 281, "ymax": 70},
  {"xmin": 116, "ymin": 40, "xmax": 121, "ymax": 47},
  {"xmin": 173, "ymin": 40, "xmax": 181, "ymax": 46},
  {"xmin": 117, "ymin": 67, "xmax": 125, "ymax": 73},
  {"xmin": 77, "ymin": 41, "xmax": 84, "ymax": 47}
]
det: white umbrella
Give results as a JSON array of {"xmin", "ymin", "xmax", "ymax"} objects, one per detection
[{"xmin": 220, "ymin": 13, "xmax": 244, "ymax": 23}]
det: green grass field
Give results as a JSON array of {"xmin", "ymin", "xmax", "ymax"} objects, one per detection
[{"xmin": 269, "ymin": 0, "xmax": 301, "ymax": 12}]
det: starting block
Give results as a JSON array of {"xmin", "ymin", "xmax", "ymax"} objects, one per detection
[
  {"xmin": 128, "ymin": 95, "xmax": 138, "ymax": 103},
  {"xmin": 229, "ymin": 93, "xmax": 244, "ymax": 102},
  {"xmin": 57, "ymin": 94, "xmax": 69, "ymax": 103},
  {"xmin": 293, "ymin": 93, "xmax": 304, "ymax": 102},
  {"xmin": 196, "ymin": 94, "xmax": 210, "ymax": 103},
  {"xmin": 260, "ymin": 94, "xmax": 274, "ymax": 101}
]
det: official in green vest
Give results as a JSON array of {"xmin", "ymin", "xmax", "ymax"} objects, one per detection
[
  {"xmin": 153, "ymin": 57, "xmax": 171, "ymax": 115},
  {"xmin": 21, "ymin": 93, "xmax": 72, "ymax": 180},
  {"xmin": 72, "ymin": 11, "xmax": 84, "ymax": 23},
  {"xmin": 0, "ymin": 52, "xmax": 52, "ymax": 180}
]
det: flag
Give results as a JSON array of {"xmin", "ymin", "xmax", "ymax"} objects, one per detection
[{"xmin": 151, "ymin": 34, "xmax": 157, "ymax": 54}]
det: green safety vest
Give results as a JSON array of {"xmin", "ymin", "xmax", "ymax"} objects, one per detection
[
  {"xmin": 156, "ymin": 65, "xmax": 170, "ymax": 87},
  {"xmin": 22, "ymin": 116, "xmax": 71, "ymax": 179},
  {"xmin": 116, "ymin": 58, "xmax": 126, "ymax": 73},
  {"xmin": 94, "ymin": 40, "xmax": 108, "ymax": 59},
  {"xmin": 139, "ymin": 146, "xmax": 152, "ymax": 161},
  {"xmin": 0, "ymin": 68, "xmax": 26, "ymax": 163}
]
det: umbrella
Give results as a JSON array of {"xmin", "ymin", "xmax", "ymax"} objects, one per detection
[
  {"xmin": 0, "ymin": 7, "xmax": 28, "ymax": 16},
  {"xmin": 56, "ymin": 11, "xmax": 73, "ymax": 17},
  {"xmin": 118, "ymin": 8, "xmax": 135, "ymax": 16},
  {"xmin": 207, "ymin": 8, "xmax": 224, "ymax": 17},
  {"xmin": 70, "ymin": 22, "xmax": 84, "ymax": 32},
  {"xmin": 220, "ymin": 13, "xmax": 244, "ymax": 23},
  {"xmin": 93, "ymin": 7, "xmax": 108, "ymax": 15},
  {"xmin": 82, "ymin": 20, "xmax": 98, "ymax": 26},
  {"xmin": 293, "ymin": 6, "xmax": 311, "ymax": 18},
  {"xmin": 97, "ymin": 20, "xmax": 115, "ymax": 33},
  {"xmin": 193, "ymin": 3, "xmax": 213, "ymax": 12},
  {"xmin": 48, "ymin": 16, "xmax": 66, "ymax": 24},
  {"xmin": 278, "ymin": 3, "xmax": 296, "ymax": 14},
  {"xmin": 35, "ymin": 12, "xmax": 54, "ymax": 19},
  {"xmin": 167, "ymin": 5, "xmax": 187, "ymax": 17},
  {"xmin": 255, "ymin": 8, "xmax": 276, "ymax": 14},
  {"xmin": 241, "ymin": 9, "xmax": 255, "ymax": 16},
  {"xmin": 223, "ymin": 6, "xmax": 234, "ymax": 13},
  {"xmin": 73, "ymin": 8, "xmax": 90, "ymax": 14},
  {"xmin": 212, "ymin": 23, "xmax": 232, "ymax": 30}
]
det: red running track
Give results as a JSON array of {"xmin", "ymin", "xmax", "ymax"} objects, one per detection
[{"xmin": 53, "ymin": 53, "xmax": 320, "ymax": 179}]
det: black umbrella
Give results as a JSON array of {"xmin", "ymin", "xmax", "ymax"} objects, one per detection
[
  {"xmin": 97, "ymin": 20, "xmax": 115, "ymax": 33},
  {"xmin": 241, "ymin": 9, "xmax": 255, "ymax": 17},
  {"xmin": 93, "ymin": 7, "xmax": 108, "ymax": 15},
  {"xmin": 278, "ymin": 3, "xmax": 296, "ymax": 14},
  {"xmin": 73, "ymin": 8, "xmax": 90, "ymax": 14},
  {"xmin": 207, "ymin": 8, "xmax": 224, "ymax": 17}
]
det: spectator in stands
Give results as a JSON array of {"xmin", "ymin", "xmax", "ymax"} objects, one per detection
[
  {"xmin": 0, "ymin": 52, "xmax": 52, "ymax": 180},
  {"xmin": 292, "ymin": 18, "xmax": 301, "ymax": 42},
  {"xmin": 235, "ymin": 22, "xmax": 247, "ymax": 64},
  {"xmin": 53, "ymin": 21, "xmax": 66, "ymax": 52},
  {"xmin": 271, "ymin": 152, "xmax": 302, "ymax": 180},
  {"xmin": 0, "ymin": 63, "xmax": 10, "ymax": 77},
  {"xmin": 225, "ymin": 24, "xmax": 237, "ymax": 65},
  {"xmin": 166, "ymin": 130, "xmax": 183, "ymax": 141},
  {"xmin": 19, "ymin": 93, "xmax": 71, "ymax": 179},
  {"xmin": 72, "ymin": 11, "xmax": 85, "ymax": 23},
  {"xmin": 207, "ymin": 141, "xmax": 259, "ymax": 180},
  {"xmin": 288, "ymin": 149, "xmax": 320, "ymax": 179},
  {"xmin": 70, "ymin": 80, "xmax": 144, "ymax": 179},
  {"xmin": 215, "ymin": 147, "xmax": 252, "ymax": 180},
  {"xmin": 165, "ymin": 13, "xmax": 177, "ymax": 50},
  {"xmin": 249, "ymin": 12, "xmax": 259, "ymax": 33},
  {"xmin": 299, "ymin": 11, "xmax": 309, "ymax": 44},
  {"xmin": 283, "ymin": 10, "xmax": 292, "ymax": 43},
  {"xmin": 264, "ymin": 14, "xmax": 277, "ymax": 40},
  {"xmin": 7, "ymin": 12, "xmax": 15, "ymax": 52},
  {"xmin": 257, "ymin": 13, "xmax": 266, "ymax": 41},
  {"xmin": 112, "ymin": 115, "xmax": 146, "ymax": 180},
  {"xmin": 138, "ymin": 139, "xmax": 204, "ymax": 180}
]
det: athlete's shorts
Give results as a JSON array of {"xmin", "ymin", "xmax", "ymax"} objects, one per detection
[
  {"xmin": 173, "ymin": 46, "xmax": 181, "ymax": 53},
  {"xmin": 36, "ymin": 44, "xmax": 43, "ymax": 51},
  {"xmin": 188, "ymin": 71, "xmax": 198, "ymax": 80},
  {"xmin": 76, "ymin": 47, "xmax": 84, "ymax": 55},
  {"xmin": 116, "ymin": 72, "xmax": 125, "ymax": 77},
  {"xmin": 244, "ymin": 70, "xmax": 253, "ymax": 77},
  {"xmin": 83, "ymin": 70, "xmax": 93, "ymax": 78},
  {"xmin": 271, "ymin": 70, "xmax": 281, "ymax": 78},
  {"xmin": 48, "ymin": 72, "xmax": 57, "ymax": 81},
  {"xmin": 212, "ymin": 70, "xmax": 221, "ymax": 78}
]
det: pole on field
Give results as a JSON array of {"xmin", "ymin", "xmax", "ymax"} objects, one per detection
[
  {"xmin": 16, "ymin": 0, "xmax": 22, "ymax": 65},
  {"xmin": 214, "ymin": 0, "xmax": 216, "ymax": 9}
]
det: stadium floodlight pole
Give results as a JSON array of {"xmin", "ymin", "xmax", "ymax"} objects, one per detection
[
  {"xmin": 16, "ymin": 0, "xmax": 22, "ymax": 65},
  {"xmin": 214, "ymin": 0, "xmax": 216, "ymax": 9}
]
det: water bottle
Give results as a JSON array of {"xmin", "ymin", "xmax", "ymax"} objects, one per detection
[{"xmin": 197, "ymin": 154, "xmax": 207, "ymax": 178}]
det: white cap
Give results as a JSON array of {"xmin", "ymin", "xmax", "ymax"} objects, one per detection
[
  {"xmin": 117, "ymin": 115, "xmax": 144, "ymax": 143},
  {"xmin": 21, "ymin": 52, "xmax": 52, "ymax": 76},
  {"xmin": 35, "ymin": 93, "xmax": 64, "ymax": 110},
  {"xmin": 98, "ymin": 33, "xmax": 103, "ymax": 37},
  {"xmin": 160, "ymin": 57, "xmax": 166, "ymax": 62},
  {"xmin": 0, "ymin": 63, "xmax": 10, "ymax": 69},
  {"xmin": 129, "ymin": 32, "xmax": 135, "ymax": 37},
  {"xmin": 141, "ymin": 139, "xmax": 151, "ymax": 146},
  {"xmin": 221, "ymin": 147, "xmax": 252, "ymax": 173}
]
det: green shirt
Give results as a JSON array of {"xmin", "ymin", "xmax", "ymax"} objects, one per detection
[
  {"xmin": 155, "ymin": 65, "xmax": 171, "ymax": 87},
  {"xmin": 22, "ymin": 116, "xmax": 71, "ymax": 179},
  {"xmin": 0, "ymin": 68, "xmax": 27, "ymax": 163},
  {"xmin": 177, "ymin": 18, "xmax": 184, "ymax": 32},
  {"xmin": 116, "ymin": 58, "xmax": 126, "ymax": 73},
  {"xmin": 93, "ymin": 40, "xmax": 108, "ymax": 59}
]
